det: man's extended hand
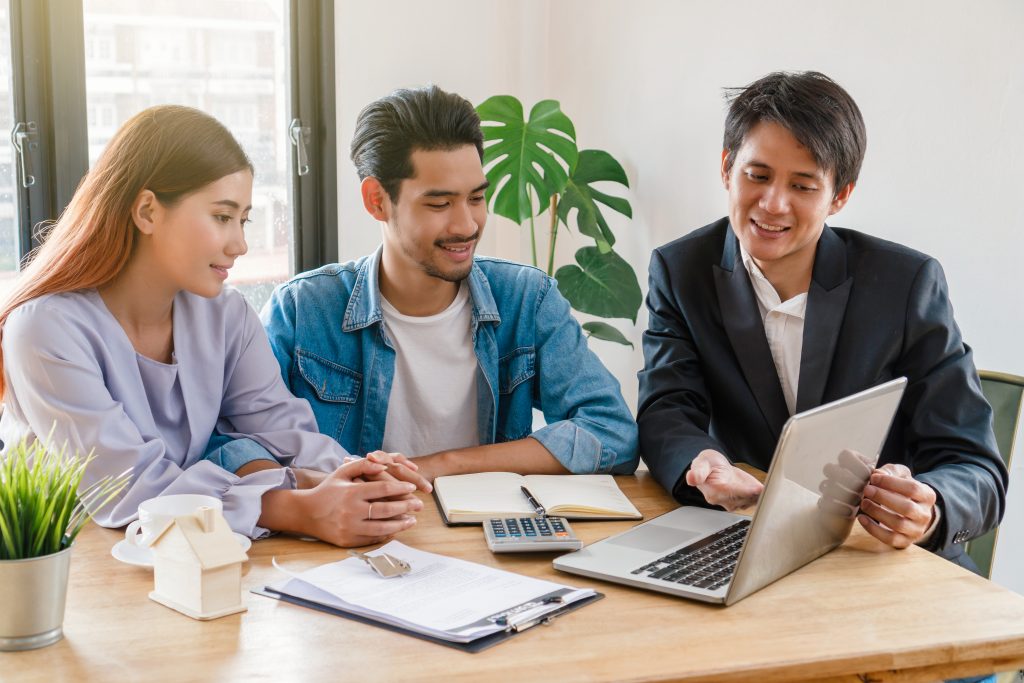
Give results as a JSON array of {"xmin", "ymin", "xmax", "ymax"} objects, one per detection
[
  {"xmin": 686, "ymin": 449, "xmax": 764, "ymax": 511},
  {"xmin": 858, "ymin": 463, "xmax": 937, "ymax": 549}
]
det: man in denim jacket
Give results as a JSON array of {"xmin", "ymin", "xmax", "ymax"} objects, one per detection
[{"xmin": 257, "ymin": 85, "xmax": 637, "ymax": 483}]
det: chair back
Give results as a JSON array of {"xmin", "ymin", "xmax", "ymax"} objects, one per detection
[{"xmin": 966, "ymin": 371, "xmax": 1024, "ymax": 577}]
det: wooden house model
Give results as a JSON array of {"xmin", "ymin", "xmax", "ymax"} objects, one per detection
[{"xmin": 145, "ymin": 506, "xmax": 249, "ymax": 620}]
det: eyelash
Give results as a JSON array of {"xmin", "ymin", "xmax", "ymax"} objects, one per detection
[
  {"xmin": 743, "ymin": 173, "xmax": 817, "ymax": 192},
  {"xmin": 426, "ymin": 195, "xmax": 485, "ymax": 209},
  {"xmin": 215, "ymin": 215, "xmax": 250, "ymax": 226}
]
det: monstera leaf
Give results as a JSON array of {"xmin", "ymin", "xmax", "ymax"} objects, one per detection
[
  {"xmin": 582, "ymin": 321, "xmax": 634, "ymax": 348},
  {"xmin": 555, "ymin": 247, "xmax": 642, "ymax": 323},
  {"xmin": 477, "ymin": 96, "xmax": 578, "ymax": 224},
  {"xmin": 557, "ymin": 149, "xmax": 632, "ymax": 252}
]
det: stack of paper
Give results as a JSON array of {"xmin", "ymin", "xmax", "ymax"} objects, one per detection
[{"xmin": 266, "ymin": 541, "xmax": 598, "ymax": 645}]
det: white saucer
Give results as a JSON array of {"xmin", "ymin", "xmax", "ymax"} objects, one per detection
[{"xmin": 111, "ymin": 532, "xmax": 252, "ymax": 568}]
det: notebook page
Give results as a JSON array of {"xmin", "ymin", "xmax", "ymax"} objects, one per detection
[
  {"xmin": 434, "ymin": 472, "xmax": 534, "ymax": 515},
  {"xmin": 524, "ymin": 474, "xmax": 641, "ymax": 517}
]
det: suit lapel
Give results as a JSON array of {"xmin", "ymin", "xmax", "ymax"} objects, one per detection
[
  {"xmin": 796, "ymin": 226, "xmax": 852, "ymax": 413},
  {"xmin": 713, "ymin": 229, "xmax": 790, "ymax": 435}
]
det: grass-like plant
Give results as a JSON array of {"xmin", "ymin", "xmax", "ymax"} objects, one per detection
[{"xmin": 0, "ymin": 436, "xmax": 130, "ymax": 560}]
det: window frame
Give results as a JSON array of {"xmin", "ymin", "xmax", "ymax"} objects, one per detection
[{"xmin": 6, "ymin": 0, "xmax": 337, "ymax": 273}]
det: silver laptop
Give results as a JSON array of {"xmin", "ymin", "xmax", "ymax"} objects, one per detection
[{"xmin": 554, "ymin": 377, "xmax": 907, "ymax": 606}]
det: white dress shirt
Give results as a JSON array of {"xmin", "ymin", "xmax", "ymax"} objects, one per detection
[{"xmin": 739, "ymin": 246, "xmax": 806, "ymax": 415}]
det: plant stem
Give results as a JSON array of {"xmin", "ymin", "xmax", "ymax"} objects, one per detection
[
  {"xmin": 528, "ymin": 186, "xmax": 538, "ymax": 267},
  {"xmin": 546, "ymin": 194, "xmax": 559, "ymax": 276}
]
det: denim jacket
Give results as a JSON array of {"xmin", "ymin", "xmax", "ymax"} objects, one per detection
[{"xmin": 258, "ymin": 247, "xmax": 638, "ymax": 474}]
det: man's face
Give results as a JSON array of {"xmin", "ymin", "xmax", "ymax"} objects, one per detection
[
  {"xmin": 722, "ymin": 121, "xmax": 852, "ymax": 279},
  {"xmin": 382, "ymin": 145, "xmax": 489, "ymax": 283}
]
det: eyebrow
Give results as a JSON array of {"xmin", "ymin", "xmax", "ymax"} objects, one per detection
[
  {"xmin": 747, "ymin": 161, "xmax": 822, "ymax": 181},
  {"xmin": 212, "ymin": 200, "xmax": 253, "ymax": 211},
  {"xmin": 422, "ymin": 181, "xmax": 491, "ymax": 198}
]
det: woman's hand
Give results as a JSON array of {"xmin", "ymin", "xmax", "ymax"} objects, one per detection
[{"xmin": 261, "ymin": 458, "xmax": 423, "ymax": 547}]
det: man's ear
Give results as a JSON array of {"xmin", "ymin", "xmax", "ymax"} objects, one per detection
[
  {"xmin": 828, "ymin": 182, "xmax": 855, "ymax": 216},
  {"xmin": 361, "ymin": 177, "xmax": 392, "ymax": 221},
  {"xmin": 720, "ymin": 149, "xmax": 732, "ymax": 189},
  {"xmin": 132, "ymin": 189, "xmax": 160, "ymax": 235}
]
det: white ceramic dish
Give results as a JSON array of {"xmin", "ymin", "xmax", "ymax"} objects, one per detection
[{"xmin": 111, "ymin": 532, "xmax": 252, "ymax": 568}]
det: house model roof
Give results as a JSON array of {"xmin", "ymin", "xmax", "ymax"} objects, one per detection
[{"xmin": 147, "ymin": 507, "xmax": 249, "ymax": 570}]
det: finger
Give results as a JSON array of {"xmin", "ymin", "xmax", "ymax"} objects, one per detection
[
  {"xmin": 687, "ymin": 458, "xmax": 710, "ymax": 487},
  {"xmin": 366, "ymin": 499, "xmax": 424, "ymax": 519},
  {"xmin": 858, "ymin": 513, "xmax": 912, "ymax": 549},
  {"xmin": 353, "ymin": 479, "xmax": 418, "ymax": 500},
  {"xmin": 383, "ymin": 462, "xmax": 432, "ymax": 493},
  {"xmin": 878, "ymin": 463, "xmax": 912, "ymax": 479},
  {"xmin": 332, "ymin": 458, "xmax": 387, "ymax": 480},
  {"xmin": 819, "ymin": 479, "xmax": 861, "ymax": 508},
  {"xmin": 869, "ymin": 472, "xmax": 935, "ymax": 503},
  {"xmin": 344, "ymin": 534, "xmax": 394, "ymax": 548},
  {"xmin": 388, "ymin": 452, "xmax": 419, "ymax": 471},
  {"xmin": 360, "ymin": 516, "xmax": 417, "ymax": 537},
  {"xmin": 860, "ymin": 497, "xmax": 921, "ymax": 537},
  {"xmin": 862, "ymin": 483, "xmax": 919, "ymax": 518}
]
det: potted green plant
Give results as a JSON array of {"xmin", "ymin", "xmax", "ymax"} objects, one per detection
[
  {"xmin": 476, "ymin": 96, "xmax": 641, "ymax": 347},
  {"xmin": 0, "ymin": 436, "xmax": 129, "ymax": 651}
]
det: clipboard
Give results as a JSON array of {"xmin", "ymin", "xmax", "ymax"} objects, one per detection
[{"xmin": 252, "ymin": 586, "xmax": 604, "ymax": 653}]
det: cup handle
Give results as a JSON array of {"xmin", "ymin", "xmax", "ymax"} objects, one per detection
[{"xmin": 125, "ymin": 519, "xmax": 144, "ymax": 546}]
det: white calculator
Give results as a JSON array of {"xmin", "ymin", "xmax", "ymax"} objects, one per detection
[{"xmin": 483, "ymin": 516, "xmax": 583, "ymax": 553}]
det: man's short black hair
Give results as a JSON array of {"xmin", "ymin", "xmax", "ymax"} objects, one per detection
[
  {"xmin": 723, "ymin": 71, "xmax": 867, "ymax": 193},
  {"xmin": 350, "ymin": 84, "xmax": 484, "ymax": 201}
]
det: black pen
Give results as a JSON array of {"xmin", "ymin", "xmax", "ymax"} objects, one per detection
[{"xmin": 520, "ymin": 486, "xmax": 546, "ymax": 517}]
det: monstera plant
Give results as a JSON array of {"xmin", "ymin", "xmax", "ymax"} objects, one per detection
[{"xmin": 476, "ymin": 96, "xmax": 641, "ymax": 347}]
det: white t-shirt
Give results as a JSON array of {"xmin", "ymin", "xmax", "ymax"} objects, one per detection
[{"xmin": 380, "ymin": 283, "xmax": 480, "ymax": 456}]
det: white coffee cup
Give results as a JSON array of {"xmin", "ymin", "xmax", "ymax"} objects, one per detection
[{"xmin": 124, "ymin": 494, "xmax": 223, "ymax": 547}]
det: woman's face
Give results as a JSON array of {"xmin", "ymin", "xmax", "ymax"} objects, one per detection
[{"xmin": 143, "ymin": 170, "xmax": 253, "ymax": 298}]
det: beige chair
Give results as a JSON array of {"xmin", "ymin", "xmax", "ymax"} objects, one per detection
[{"xmin": 965, "ymin": 371, "xmax": 1024, "ymax": 578}]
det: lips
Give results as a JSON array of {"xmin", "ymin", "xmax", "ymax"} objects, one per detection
[
  {"xmin": 437, "ymin": 240, "xmax": 475, "ymax": 262},
  {"xmin": 751, "ymin": 218, "xmax": 789, "ymax": 238},
  {"xmin": 211, "ymin": 264, "xmax": 231, "ymax": 279}
]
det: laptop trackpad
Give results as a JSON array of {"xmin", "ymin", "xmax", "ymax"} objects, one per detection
[{"xmin": 606, "ymin": 524, "xmax": 701, "ymax": 553}]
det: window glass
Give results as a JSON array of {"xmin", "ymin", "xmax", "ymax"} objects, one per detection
[{"xmin": 82, "ymin": 0, "xmax": 292, "ymax": 309}]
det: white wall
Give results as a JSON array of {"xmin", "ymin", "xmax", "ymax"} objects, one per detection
[{"xmin": 336, "ymin": 0, "xmax": 1024, "ymax": 590}]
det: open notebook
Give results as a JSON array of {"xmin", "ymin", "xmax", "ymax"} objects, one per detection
[{"xmin": 433, "ymin": 473, "xmax": 642, "ymax": 525}]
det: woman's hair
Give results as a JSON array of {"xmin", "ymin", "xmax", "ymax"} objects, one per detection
[{"xmin": 0, "ymin": 105, "xmax": 252, "ymax": 398}]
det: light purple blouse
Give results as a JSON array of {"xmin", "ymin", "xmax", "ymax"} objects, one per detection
[{"xmin": 0, "ymin": 288, "xmax": 350, "ymax": 537}]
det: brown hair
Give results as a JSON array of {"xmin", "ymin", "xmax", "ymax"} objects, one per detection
[{"xmin": 0, "ymin": 105, "xmax": 252, "ymax": 398}]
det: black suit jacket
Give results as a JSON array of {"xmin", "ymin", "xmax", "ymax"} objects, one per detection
[{"xmin": 637, "ymin": 218, "xmax": 1008, "ymax": 566}]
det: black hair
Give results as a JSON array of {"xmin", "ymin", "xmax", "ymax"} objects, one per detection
[
  {"xmin": 350, "ymin": 84, "xmax": 484, "ymax": 201},
  {"xmin": 723, "ymin": 71, "xmax": 867, "ymax": 193}
]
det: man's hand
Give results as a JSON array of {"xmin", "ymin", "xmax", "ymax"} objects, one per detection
[
  {"xmin": 686, "ymin": 449, "xmax": 764, "ymax": 511},
  {"xmin": 858, "ymin": 463, "xmax": 937, "ymax": 549},
  {"xmin": 296, "ymin": 458, "xmax": 423, "ymax": 547},
  {"xmin": 364, "ymin": 451, "xmax": 432, "ymax": 493}
]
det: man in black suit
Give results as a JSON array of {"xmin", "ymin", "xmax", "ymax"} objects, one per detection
[{"xmin": 637, "ymin": 71, "xmax": 1007, "ymax": 569}]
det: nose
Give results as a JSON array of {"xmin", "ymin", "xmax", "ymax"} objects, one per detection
[
  {"xmin": 759, "ymin": 182, "xmax": 790, "ymax": 216},
  {"xmin": 226, "ymin": 221, "xmax": 248, "ymax": 258},
  {"xmin": 449, "ymin": 200, "xmax": 480, "ymax": 238}
]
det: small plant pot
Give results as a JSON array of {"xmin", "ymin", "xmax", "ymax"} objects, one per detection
[{"xmin": 0, "ymin": 545, "xmax": 73, "ymax": 651}]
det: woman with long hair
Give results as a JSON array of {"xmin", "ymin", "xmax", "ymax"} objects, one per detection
[{"xmin": 0, "ymin": 105, "xmax": 426, "ymax": 547}]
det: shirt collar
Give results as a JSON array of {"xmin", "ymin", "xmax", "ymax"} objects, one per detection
[
  {"xmin": 738, "ymin": 244, "xmax": 807, "ymax": 319},
  {"xmin": 343, "ymin": 246, "xmax": 501, "ymax": 332}
]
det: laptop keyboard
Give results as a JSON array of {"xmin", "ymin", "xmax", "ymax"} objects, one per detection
[{"xmin": 631, "ymin": 519, "xmax": 751, "ymax": 591}]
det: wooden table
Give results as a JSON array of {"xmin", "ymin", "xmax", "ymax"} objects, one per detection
[{"xmin": 4, "ymin": 471, "xmax": 1024, "ymax": 682}]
